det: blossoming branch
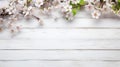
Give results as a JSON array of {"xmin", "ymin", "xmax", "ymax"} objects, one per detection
[{"xmin": 0, "ymin": 0, "xmax": 119, "ymax": 33}]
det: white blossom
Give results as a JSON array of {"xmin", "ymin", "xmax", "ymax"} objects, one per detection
[
  {"xmin": 23, "ymin": 6, "xmax": 33, "ymax": 16},
  {"xmin": 71, "ymin": 0, "xmax": 79, "ymax": 4},
  {"xmin": 6, "ymin": 6, "xmax": 17, "ymax": 15},
  {"xmin": 91, "ymin": 10, "xmax": 101, "ymax": 19},
  {"xmin": 89, "ymin": 0, "xmax": 98, "ymax": 2},
  {"xmin": 65, "ymin": 12, "xmax": 74, "ymax": 20},
  {"xmin": 61, "ymin": 3, "xmax": 72, "ymax": 12},
  {"xmin": 34, "ymin": 0, "xmax": 44, "ymax": 8},
  {"xmin": 18, "ymin": 0, "xmax": 26, "ymax": 5},
  {"xmin": 85, "ymin": 3, "xmax": 94, "ymax": 11}
]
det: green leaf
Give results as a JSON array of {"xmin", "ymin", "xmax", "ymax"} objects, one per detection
[
  {"xmin": 77, "ymin": 6, "xmax": 80, "ymax": 10},
  {"xmin": 118, "ymin": 2, "xmax": 120, "ymax": 8},
  {"xmin": 112, "ymin": 5, "xmax": 115, "ymax": 10},
  {"xmin": 72, "ymin": 8, "xmax": 77, "ymax": 16},
  {"xmin": 118, "ymin": 0, "xmax": 120, "ymax": 3},
  {"xmin": 27, "ymin": 0, "xmax": 32, "ymax": 2},
  {"xmin": 79, "ymin": 0, "xmax": 85, "ymax": 5}
]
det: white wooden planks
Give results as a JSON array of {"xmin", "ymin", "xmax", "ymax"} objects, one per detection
[
  {"xmin": 0, "ymin": 39, "xmax": 120, "ymax": 49},
  {"xmin": 15, "ymin": 18, "xmax": 120, "ymax": 28},
  {"xmin": 0, "ymin": 0, "xmax": 120, "ymax": 67},
  {"xmin": 0, "ymin": 61, "xmax": 120, "ymax": 67},
  {"xmin": 9, "ymin": 29, "xmax": 120, "ymax": 39},
  {"xmin": 0, "ymin": 29, "xmax": 120, "ymax": 39},
  {"xmin": 0, "ymin": 50, "xmax": 120, "ymax": 61}
]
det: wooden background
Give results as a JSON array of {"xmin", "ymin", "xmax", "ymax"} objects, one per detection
[{"xmin": 0, "ymin": 0, "xmax": 120, "ymax": 67}]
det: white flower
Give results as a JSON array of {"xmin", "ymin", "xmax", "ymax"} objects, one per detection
[
  {"xmin": 61, "ymin": 3, "xmax": 72, "ymax": 12},
  {"xmin": 85, "ymin": 3, "xmax": 94, "ymax": 11},
  {"xmin": 71, "ymin": 0, "xmax": 79, "ymax": 4},
  {"xmin": 88, "ymin": 0, "xmax": 98, "ymax": 4},
  {"xmin": 65, "ymin": 12, "xmax": 74, "ymax": 20},
  {"xmin": 18, "ymin": 0, "xmax": 26, "ymax": 5},
  {"xmin": 34, "ymin": 0, "xmax": 44, "ymax": 8},
  {"xmin": 23, "ymin": 6, "xmax": 33, "ymax": 16},
  {"xmin": 65, "ymin": 5, "xmax": 72, "ymax": 12},
  {"xmin": 91, "ymin": 10, "xmax": 101, "ymax": 19},
  {"xmin": 28, "ymin": 6, "xmax": 33, "ymax": 11},
  {"xmin": 9, "ymin": 1, "xmax": 15, "ymax": 6},
  {"xmin": 89, "ymin": 0, "xmax": 98, "ymax": 2},
  {"xmin": 6, "ymin": 6, "xmax": 17, "ymax": 15}
]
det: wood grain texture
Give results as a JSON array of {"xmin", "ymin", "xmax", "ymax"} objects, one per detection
[
  {"xmin": 0, "ymin": 50, "xmax": 120, "ymax": 61},
  {"xmin": 0, "ymin": 39, "xmax": 120, "ymax": 49},
  {"xmin": 8, "ymin": 29, "xmax": 120, "ymax": 39},
  {"xmin": 0, "ymin": 0, "xmax": 120, "ymax": 67},
  {"xmin": 1, "ymin": 29, "xmax": 120, "ymax": 39},
  {"xmin": 0, "ymin": 61, "xmax": 120, "ymax": 67},
  {"xmin": 15, "ymin": 17, "xmax": 120, "ymax": 28}
]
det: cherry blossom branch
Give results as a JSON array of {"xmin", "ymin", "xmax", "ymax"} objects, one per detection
[{"xmin": 0, "ymin": 0, "xmax": 120, "ymax": 33}]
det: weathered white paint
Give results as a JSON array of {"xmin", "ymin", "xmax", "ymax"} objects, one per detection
[
  {"xmin": 15, "ymin": 18, "xmax": 120, "ymax": 28},
  {"xmin": 0, "ymin": 0, "xmax": 120, "ymax": 67},
  {"xmin": 0, "ymin": 50, "xmax": 120, "ymax": 61},
  {"xmin": 0, "ymin": 61, "xmax": 120, "ymax": 67},
  {"xmin": 0, "ymin": 39, "xmax": 120, "ymax": 49},
  {"xmin": 1, "ymin": 29, "xmax": 120, "ymax": 39}
]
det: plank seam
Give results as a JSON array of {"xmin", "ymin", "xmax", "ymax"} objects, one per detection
[
  {"xmin": 21, "ymin": 27, "xmax": 120, "ymax": 29},
  {"xmin": 0, "ymin": 59, "xmax": 120, "ymax": 62},
  {"xmin": 0, "ymin": 49, "xmax": 120, "ymax": 51}
]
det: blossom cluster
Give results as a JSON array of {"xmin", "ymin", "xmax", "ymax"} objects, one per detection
[{"xmin": 0, "ymin": 0, "xmax": 120, "ymax": 33}]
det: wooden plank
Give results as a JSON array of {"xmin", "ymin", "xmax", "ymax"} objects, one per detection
[
  {"xmin": 0, "ymin": 39, "xmax": 120, "ymax": 49},
  {"xmin": 0, "ymin": 29, "xmax": 120, "ymax": 39},
  {"xmin": 6, "ymin": 29, "xmax": 120, "ymax": 39},
  {"xmin": 0, "ymin": 61, "xmax": 120, "ymax": 67},
  {"xmin": 0, "ymin": 50, "xmax": 120, "ymax": 60},
  {"xmin": 15, "ymin": 18, "xmax": 120, "ymax": 28}
]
